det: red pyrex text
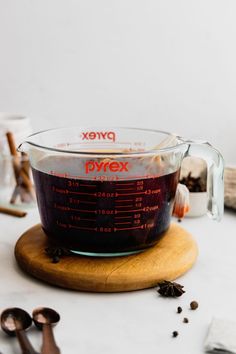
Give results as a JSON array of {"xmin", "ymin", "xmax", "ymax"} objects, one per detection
[
  {"xmin": 81, "ymin": 131, "xmax": 116, "ymax": 142},
  {"xmin": 85, "ymin": 160, "xmax": 129, "ymax": 174}
]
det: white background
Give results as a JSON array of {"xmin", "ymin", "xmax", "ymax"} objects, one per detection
[{"xmin": 0, "ymin": 0, "xmax": 236, "ymax": 164}]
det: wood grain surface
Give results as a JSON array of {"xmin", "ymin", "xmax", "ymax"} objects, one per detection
[{"xmin": 14, "ymin": 223, "xmax": 198, "ymax": 292}]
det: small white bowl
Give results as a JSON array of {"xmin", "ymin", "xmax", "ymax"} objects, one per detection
[{"xmin": 186, "ymin": 191, "xmax": 207, "ymax": 217}]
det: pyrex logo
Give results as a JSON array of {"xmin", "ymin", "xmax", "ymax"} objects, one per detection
[
  {"xmin": 81, "ymin": 131, "xmax": 116, "ymax": 142},
  {"xmin": 85, "ymin": 161, "xmax": 129, "ymax": 174}
]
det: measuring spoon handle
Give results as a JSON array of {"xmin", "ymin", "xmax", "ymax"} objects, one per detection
[
  {"xmin": 16, "ymin": 329, "xmax": 39, "ymax": 354},
  {"xmin": 41, "ymin": 324, "xmax": 60, "ymax": 354}
]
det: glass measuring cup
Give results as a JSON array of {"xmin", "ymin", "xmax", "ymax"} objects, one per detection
[{"xmin": 19, "ymin": 127, "xmax": 224, "ymax": 256}]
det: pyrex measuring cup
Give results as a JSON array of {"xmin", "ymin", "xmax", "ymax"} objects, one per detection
[{"xmin": 19, "ymin": 127, "xmax": 224, "ymax": 256}]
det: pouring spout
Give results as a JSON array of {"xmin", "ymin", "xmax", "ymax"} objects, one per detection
[{"xmin": 17, "ymin": 141, "xmax": 29, "ymax": 153}]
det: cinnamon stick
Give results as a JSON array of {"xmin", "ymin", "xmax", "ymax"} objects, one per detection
[
  {"xmin": 6, "ymin": 131, "xmax": 21, "ymax": 181},
  {"xmin": 6, "ymin": 132, "xmax": 34, "ymax": 203},
  {"xmin": 6, "ymin": 132, "xmax": 32, "ymax": 188},
  {"xmin": 21, "ymin": 152, "xmax": 30, "ymax": 175},
  {"xmin": 6, "ymin": 131, "xmax": 18, "ymax": 156},
  {"xmin": 20, "ymin": 168, "xmax": 34, "ymax": 189},
  {"xmin": 10, "ymin": 185, "xmax": 20, "ymax": 204},
  {"xmin": 0, "ymin": 206, "xmax": 27, "ymax": 217},
  {"xmin": 20, "ymin": 153, "xmax": 35, "ymax": 201}
]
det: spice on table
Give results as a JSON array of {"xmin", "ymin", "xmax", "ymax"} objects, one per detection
[
  {"xmin": 0, "ymin": 206, "xmax": 27, "ymax": 218},
  {"xmin": 183, "ymin": 317, "xmax": 189, "ymax": 323},
  {"xmin": 52, "ymin": 256, "xmax": 60, "ymax": 264},
  {"xmin": 180, "ymin": 172, "xmax": 206, "ymax": 192},
  {"xmin": 190, "ymin": 301, "xmax": 199, "ymax": 310},
  {"xmin": 45, "ymin": 246, "xmax": 72, "ymax": 263},
  {"xmin": 172, "ymin": 331, "xmax": 179, "ymax": 338},
  {"xmin": 177, "ymin": 218, "xmax": 182, "ymax": 223},
  {"xmin": 157, "ymin": 280, "xmax": 185, "ymax": 297},
  {"xmin": 177, "ymin": 306, "xmax": 182, "ymax": 314}
]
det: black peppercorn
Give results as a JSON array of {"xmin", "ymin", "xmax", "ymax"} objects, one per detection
[
  {"xmin": 52, "ymin": 256, "xmax": 60, "ymax": 264},
  {"xmin": 45, "ymin": 246, "xmax": 72, "ymax": 263},
  {"xmin": 177, "ymin": 306, "xmax": 182, "ymax": 314},
  {"xmin": 180, "ymin": 172, "xmax": 206, "ymax": 192},
  {"xmin": 190, "ymin": 301, "xmax": 199, "ymax": 310},
  {"xmin": 183, "ymin": 317, "xmax": 189, "ymax": 323},
  {"xmin": 172, "ymin": 331, "xmax": 179, "ymax": 338}
]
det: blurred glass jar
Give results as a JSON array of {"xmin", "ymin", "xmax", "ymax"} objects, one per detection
[
  {"xmin": 180, "ymin": 156, "xmax": 207, "ymax": 217},
  {"xmin": 0, "ymin": 113, "xmax": 32, "ymax": 152},
  {"xmin": 0, "ymin": 113, "xmax": 35, "ymax": 207},
  {"xmin": 0, "ymin": 153, "xmax": 36, "ymax": 207}
]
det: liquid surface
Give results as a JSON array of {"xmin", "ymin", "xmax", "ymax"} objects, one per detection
[{"xmin": 32, "ymin": 165, "xmax": 180, "ymax": 254}]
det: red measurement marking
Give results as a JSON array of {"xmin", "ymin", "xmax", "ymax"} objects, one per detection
[
  {"xmin": 72, "ymin": 176, "xmax": 97, "ymax": 179},
  {"xmin": 69, "ymin": 190, "xmax": 95, "ymax": 196},
  {"xmin": 92, "ymin": 176, "xmax": 119, "ymax": 182},
  {"xmin": 68, "ymin": 207, "xmax": 96, "ymax": 213},
  {"xmin": 116, "ymin": 209, "xmax": 143, "ymax": 213},
  {"xmin": 114, "ymin": 225, "xmax": 144, "ymax": 232},
  {"xmin": 114, "ymin": 222, "xmax": 132, "ymax": 225},
  {"xmin": 116, "ymin": 204, "xmax": 133, "ymax": 208},
  {"xmin": 145, "ymin": 189, "xmax": 160, "ymax": 194},
  {"xmin": 53, "ymin": 187, "xmax": 95, "ymax": 196},
  {"xmin": 117, "ymin": 189, "xmax": 160, "ymax": 196},
  {"xmin": 116, "ymin": 206, "xmax": 159, "ymax": 213},
  {"xmin": 52, "ymin": 186, "xmax": 68, "ymax": 194},
  {"xmin": 116, "ymin": 188, "xmax": 135, "ymax": 191},
  {"xmin": 115, "ymin": 175, "xmax": 161, "ymax": 180},
  {"xmin": 143, "ymin": 206, "xmax": 159, "ymax": 211},
  {"xmin": 51, "ymin": 172, "xmax": 69, "ymax": 178},
  {"xmin": 54, "ymin": 204, "xmax": 70, "ymax": 211},
  {"xmin": 116, "ymin": 191, "xmax": 145, "ymax": 196},
  {"xmin": 95, "ymin": 192, "xmax": 117, "ymax": 197},
  {"xmin": 71, "ymin": 216, "xmax": 96, "ymax": 222},
  {"xmin": 80, "ymin": 184, "xmax": 96, "ymax": 188},
  {"xmin": 69, "ymin": 224, "xmax": 97, "ymax": 231},
  {"xmin": 114, "ymin": 216, "xmax": 132, "ymax": 219},
  {"xmin": 52, "ymin": 174, "xmax": 162, "ymax": 181},
  {"xmin": 115, "ymin": 182, "xmax": 135, "ymax": 186},
  {"xmin": 56, "ymin": 205, "xmax": 158, "ymax": 214},
  {"xmin": 52, "ymin": 175, "xmax": 94, "ymax": 179},
  {"xmin": 115, "ymin": 199, "xmax": 133, "ymax": 203}
]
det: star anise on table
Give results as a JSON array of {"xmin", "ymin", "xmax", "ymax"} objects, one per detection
[
  {"xmin": 157, "ymin": 280, "xmax": 185, "ymax": 297},
  {"xmin": 45, "ymin": 246, "xmax": 72, "ymax": 263}
]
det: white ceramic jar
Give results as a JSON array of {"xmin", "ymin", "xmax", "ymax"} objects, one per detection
[{"xmin": 0, "ymin": 113, "xmax": 32, "ymax": 154}]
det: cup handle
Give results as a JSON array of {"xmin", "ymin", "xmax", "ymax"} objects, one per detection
[{"xmin": 181, "ymin": 139, "xmax": 224, "ymax": 221}]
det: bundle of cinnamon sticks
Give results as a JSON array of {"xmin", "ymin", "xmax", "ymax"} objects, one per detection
[{"xmin": 6, "ymin": 131, "xmax": 35, "ymax": 205}]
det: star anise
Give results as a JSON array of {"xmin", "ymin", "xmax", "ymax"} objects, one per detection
[
  {"xmin": 45, "ymin": 246, "xmax": 72, "ymax": 263},
  {"xmin": 157, "ymin": 280, "xmax": 185, "ymax": 297}
]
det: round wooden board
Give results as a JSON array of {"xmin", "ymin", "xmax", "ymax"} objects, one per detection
[{"xmin": 15, "ymin": 223, "xmax": 198, "ymax": 292}]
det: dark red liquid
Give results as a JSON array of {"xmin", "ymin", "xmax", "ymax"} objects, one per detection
[{"xmin": 32, "ymin": 168, "xmax": 180, "ymax": 254}]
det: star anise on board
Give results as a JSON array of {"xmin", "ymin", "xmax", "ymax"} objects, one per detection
[
  {"xmin": 45, "ymin": 246, "xmax": 72, "ymax": 263},
  {"xmin": 157, "ymin": 280, "xmax": 185, "ymax": 297}
]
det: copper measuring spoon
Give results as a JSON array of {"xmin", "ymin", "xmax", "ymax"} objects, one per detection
[
  {"xmin": 32, "ymin": 307, "xmax": 60, "ymax": 354},
  {"xmin": 0, "ymin": 307, "xmax": 39, "ymax": 354}
]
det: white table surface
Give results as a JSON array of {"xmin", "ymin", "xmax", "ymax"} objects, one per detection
[{"xmin": 0, "ymin": 207, "xmax": 235, "ymax": 354}]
